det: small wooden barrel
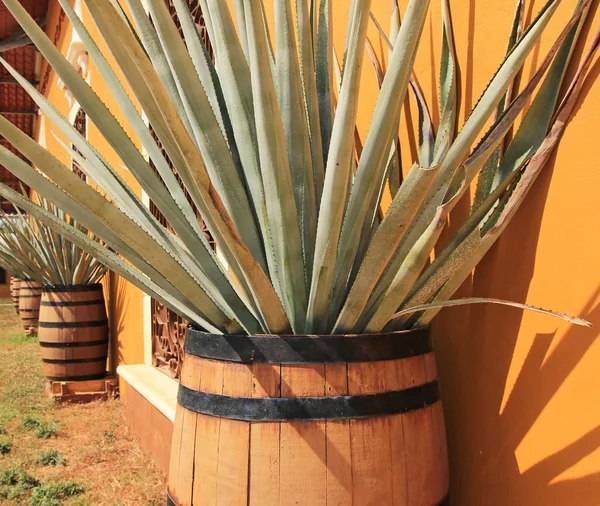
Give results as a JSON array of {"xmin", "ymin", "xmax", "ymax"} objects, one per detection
[
  {"xmin": 10, "ymin": 277, "xmax": 20, "ymax": 315},
  {"xmin": 38, "ymin": 284, "xmax": 108, "ymax": 382},
  {"xmin": 18, "ymin": 280, "xmax": 41, "ymax": 335},
  {"xmin": 167, "ymin": 327, "xmax": 449, "ymax": 506}
]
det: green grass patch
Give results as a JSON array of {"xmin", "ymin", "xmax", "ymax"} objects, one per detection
[
  {"xmin": 23, "ymin": 416, "xmax": 58, "ymax": 439},
  {"xmin": 23, "ymin": 415, "xmax": 43, "ymax": 430},
  {"xmin": 35, "ymin": 422, "xmax": 58, "ymax": 440},
  {"xmin": 37, "ymin": 450, "xmax": 65, "ymax": 467},
  {"xmin": 3, "ymin": 333, "xmax": 38, "ymax": 345},
  {"xmin": 0, "ymin": 439, "xmax": 11, "ymax": 455},
  {"xmin": 29, "ymin": 479, "xmax": 84, "ymax": 506},
  {"xmin": 0, "ymin": 466, "xmax": 39, "ymax": 501}
]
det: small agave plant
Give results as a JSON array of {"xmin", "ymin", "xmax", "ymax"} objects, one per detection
[
  {"xmin": 0, "ymin": 194, "xmax": 107, "ymax": 286},
  {"xmin": 0, "ymin": 0, "xmax": 595, "ymax": 335}
]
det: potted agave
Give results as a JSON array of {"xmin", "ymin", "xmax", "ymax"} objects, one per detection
[
  {"xmin": 0, "ymin": 196, "xmax": 108, "ymax": 381},
  {"xmin": 0, "ymin": 211, "xmax": 44, "ymax": 333},
  {"xmin": 0, "ymin": 0, "xmax": 595, "ymax": 503}
]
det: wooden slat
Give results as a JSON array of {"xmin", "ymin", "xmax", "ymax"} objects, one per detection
[
  {"xmin": 325, "ymin": 363, "xmax": 353, "ymax": 505},
  {"xmin": 348, "ymin": 360, "xmax": 397, "ymax": 505},
  {"xmin": 279, "ymin": 364, "xmax": 327, "ymax": 505},
  {"xmin": 248, "ymin": 363, "xmax": 281, "ymax": 506},
  {"xmin": 216, "ymin": 362, "xmax": 252, "ymax": 505},
  {"xmin": 401, "ymin": 354, "xmax": 439, "ymax": 506},
  {"xmin": 192, "ymin": 358, "xmax": 224, "ymax": 504},
  {"xmin": 174, "ymin": 355, "xmax": 202, "ymax": 505}
]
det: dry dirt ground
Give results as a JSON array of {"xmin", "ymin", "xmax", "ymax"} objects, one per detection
[{"xmin": 0, "ymin": 299, "xmax": 166, "ymax": 505}]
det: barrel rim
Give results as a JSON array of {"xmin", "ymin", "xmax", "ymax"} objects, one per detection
[
  {"xmin": 185, "ymin": 326, "xmax": 432, "ymax": 364},
  {"xmin": 42, "ymin": 283, "xmax": 104, "ymax": 293}
]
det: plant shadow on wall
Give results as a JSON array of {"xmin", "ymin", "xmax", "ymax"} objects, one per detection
[
  {"xmin": 432, "ymin": 4, "xmax": 600, "ymax": 501},
  {"xmin": 108, "ymin": 270, "xmax": 130, "ymax": 370}
]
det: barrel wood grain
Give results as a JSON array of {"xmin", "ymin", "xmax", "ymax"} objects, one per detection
[{"xmin": 168, "ymin": 328, "xmax": 449, "ymax": 506}]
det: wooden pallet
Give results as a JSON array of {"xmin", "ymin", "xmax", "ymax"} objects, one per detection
[{"xmin": 45, "ymin": 376, "xmax": 119, "ymax": 403}]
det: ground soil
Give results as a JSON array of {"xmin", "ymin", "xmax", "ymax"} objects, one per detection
[{"xmin": 0, "ymin": 299, "xmax": 166, "ymax": 505}]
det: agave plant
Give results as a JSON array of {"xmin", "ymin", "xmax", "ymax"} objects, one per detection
[
  {"xmin": 0, "ymin": 0, "xmax": 594, "ymax": 335},
  {"xmin": 0, "ymin": 194, "xmax": 107, "ymax": 286}
]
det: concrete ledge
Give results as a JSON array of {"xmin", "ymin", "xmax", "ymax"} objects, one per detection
[{"xmin": 116, "ymin": 364, "xmax": 178, "ymax": 423}]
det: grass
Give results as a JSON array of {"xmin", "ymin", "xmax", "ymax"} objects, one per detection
[
  {"xmin": 0, "ymin": 439, "xmax": 11, "ymax": 455},
  {"xmin": 0, "ymin": 299, "xmax": 166, "ymax": 504},
  {"xmin": 37, "ymin": 450, "xmax": 65, "ymax": 467},
  {"xmin": 30, "ymin": 479, "xmax": 84, "ymax": 506}
]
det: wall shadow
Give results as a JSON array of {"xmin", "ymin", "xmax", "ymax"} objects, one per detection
[{"xmin": 108, "ymin": 270, "xmax": 129, "ymax": 374}]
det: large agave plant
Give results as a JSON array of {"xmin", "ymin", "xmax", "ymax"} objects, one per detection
[
  {"xmin": 0, "ymin": 194, "xmax": 107, "ymax": 285},
  {"xmin": 0, "ymin": 0, "xmax": 594, "ymax": 334}
]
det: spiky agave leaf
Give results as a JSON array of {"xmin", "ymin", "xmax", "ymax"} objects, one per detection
[{"xmin": 0, "ymin": 0, "xmax": 592, "ymax": 336}]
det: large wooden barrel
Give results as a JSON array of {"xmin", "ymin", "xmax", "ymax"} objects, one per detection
[
  {"xmin": 167, "ymin": 327, "xmax": 449, "ymax": 506},
  {"xmin": 18, "ymin": 280, "xmax": 41, "ymax": 335},
  {"xmin": 38, "ymin": 284, "xmax": 108, "ymax": 382},
  {"xmin": 10, "ymin": 277, "xmax": 20, "ymax": 315}
]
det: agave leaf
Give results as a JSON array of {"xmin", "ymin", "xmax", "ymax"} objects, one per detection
[
  {"xmin": 489, "ymin": 0, "xmax": 590, "ymax": 197},
  {"xmin": 0, "ymin": 183, "xmax": 218, "ymax": 331},
  {"xmin": 363, "ymin": 166, "xmax": 466, "ymax": 333},
  {"xmin": 393, "ymin": 298, "xmax": 591, "ymax": 327},
  {"xmin": 47, "ymin": 131, "xmax": 258, "ymax": 330},
  {"xmin": 0, "ymin": 120, "xmax": 247, "ymax": 334},
  {"xmin": 368, "ymin": 15, "xmax": 438, "ymax": 188},
  {"xmin": 244, "ymin": 0, "xmax": 306, "ymax": 332},
  {"xmin": 0, "ymin": 143, "xmax": 231, "ymax": 325},
  {"xmin": 306, "ymin": 0, "xmax": 372, "ymax": 333},
  {"xmin": 0, "ymin": 59, "xmax": 167, "ymax": 245},
  {"xmin": 297, "ymin": 0, "xmax": 325, "ymax": 206},
  {"xmin": 473, "ymin": 0, "xmax": 526, "ymax": 209},
  {"xmin": 364, "ymin": 34, "xmax": 403, "ymax": 197},
  {"xmin": 330, "ymin": 0, "xmax": 431, "ymax": 330},
  {"xmin": 83, "ymin": 0, "xmax": 289, "ymax": 333},
  {"xmin": 410, "ymin": 78, "xmax": 436, "ymax": 167},
  {"xmin": 404, "ymin": 27, "xmax": 600, "ymax": 329},
  {"xmin": 362, "ymin": 0, "xmax": 586, "ymax": 326},
  {"xmin": 145, "ymin": 0, "xmax": 268, "ymax": 272},
  {"xmin": 316, "ymin": 0, "xmax": 334, "ymax": 165},
  {"xmin": 234, "ymin": 0, "xmax": 250, "ymax": 62},
  {"xmin": 334, "ymin": 144, "xmax": 449, "ymax": 333},
  {"xmin": 397, "ymin": 0, "xmax": 563, "ymax": 264},
  {"xmin": 195, "ymin": 0, "xmax": 280, "ymax": 303},
  {"xmin": 435, "ymin": 0, "xmax": 458, "ymax": 154},
  {"xmin": 172, "ymin": 0, "xmax": 238, "ymax": 151},
  {"xmin": 275, "ymin": 0, "xmax": 318, "ymax": 282},
  {"xmin": 391, "ymin": 0, "xmax": 401, "ymax": 40},
  {"xmin": 2, "ymin": 0, "xmax": 209, "ymax": 254},
  {"xmin": 57, "ymin": 0, "xmax": 221, "ymax": 256},
  {"xmin": 122, "ymin": 0, "xmax": 194, "ymax": 135},
  {"xmin": 342, "ymin": 0, "xmax": 358, "ymax": 77}
]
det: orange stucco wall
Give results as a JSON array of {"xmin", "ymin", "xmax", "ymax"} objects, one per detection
[{"xmin": 37, "ymin": 0, "xmax": 600, "ymax": 504}]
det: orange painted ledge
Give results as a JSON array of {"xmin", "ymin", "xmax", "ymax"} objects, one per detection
[{"xmin": 117, "ymin": 364, "xmax": 178, "ymax": 475}]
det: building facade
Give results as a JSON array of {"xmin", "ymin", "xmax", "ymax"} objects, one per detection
[{"xmin": 33, "ymin": 0, "xmax": 600, "ymax": 504}]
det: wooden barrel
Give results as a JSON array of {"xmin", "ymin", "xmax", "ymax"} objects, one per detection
[
  {"xmin": 18, "ymin": 280, "xmax": 41, "ymax": 335},
  {"xmin": 167, "ymin": 327, "xmax": 449, "ymax": 506},
  {"xmin": 38, "ymin": 284, "xmax": 108, "ymax": 382},
  {"xmin": 10, "ymin": 277, "xmax": 20, "ymax": 315}
]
